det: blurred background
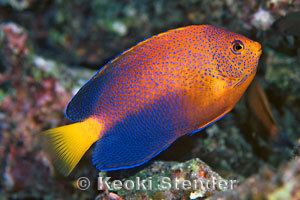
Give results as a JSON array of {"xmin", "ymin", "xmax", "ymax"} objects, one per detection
[{"xmin": 0, "ymin": 0, "xmax": 300, "ymax": 199}]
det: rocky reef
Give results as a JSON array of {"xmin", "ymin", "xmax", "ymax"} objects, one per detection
[{"xmin": 0, "ymin": 0, "xmax": 299, "ymax": 199}]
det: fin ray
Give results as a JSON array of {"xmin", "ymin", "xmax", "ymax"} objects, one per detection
[
  {"xmin": 42, "ymin": 118, "xmax": 102, "ymax": 176},
  {"xmin": 65, "ymin": 65, "xmax": 111, "ymax": 122}
]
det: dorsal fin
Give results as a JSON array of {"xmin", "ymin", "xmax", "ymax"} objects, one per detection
[{"xmin": 65, "ymin": 64, "xmax": 111, "ymax": 122}]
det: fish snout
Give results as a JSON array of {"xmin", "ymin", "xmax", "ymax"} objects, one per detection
[{"xmin": 254, "ymin": 41, "xmax": 262, "ymax": 55}]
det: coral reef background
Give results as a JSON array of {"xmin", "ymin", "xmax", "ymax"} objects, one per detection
[{"xmin": 0, "ymin": 0, "xmax": 299, "ymax": 199}]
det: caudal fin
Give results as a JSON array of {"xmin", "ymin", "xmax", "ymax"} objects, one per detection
[{"xmin": 42, "ymin": 118, "xmax": 102, "ymax": 176}]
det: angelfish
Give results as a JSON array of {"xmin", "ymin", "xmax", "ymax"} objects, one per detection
[{"xmin": 43, "ymin": 25, "xmax": 262, "ymax": 175}]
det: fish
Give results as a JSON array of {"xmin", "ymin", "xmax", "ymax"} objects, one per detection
[{"xmin": 42, "ymin": 25, "xmax": 262, "ymax": 176}]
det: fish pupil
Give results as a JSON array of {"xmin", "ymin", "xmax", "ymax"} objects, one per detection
[{"xmin": 233, "ymin": 43, "xmax": 243, "ymax": 51}]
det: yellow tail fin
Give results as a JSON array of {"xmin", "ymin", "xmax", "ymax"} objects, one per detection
[{"xmin": 42, "ymin": 118, "xmax": 102, "ymax": 176}]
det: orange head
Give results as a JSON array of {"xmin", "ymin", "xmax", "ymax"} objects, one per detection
[{"xmin": 202, "ymin": 25, "xmax": 262, "ymax": 87}]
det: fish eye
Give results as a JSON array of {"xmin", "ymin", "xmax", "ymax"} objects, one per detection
[{"xmin": 231, "ymin": 40, "xmax": 244, "ymax": 54}]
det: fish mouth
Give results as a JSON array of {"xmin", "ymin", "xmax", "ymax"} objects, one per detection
[
  {"xmin": 258, "ymin": 48, "xmax": 262, "ymax": 55},
  {"xmin": 254, "ymin": 41, "xmax": 262, "ymax": 55}
]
